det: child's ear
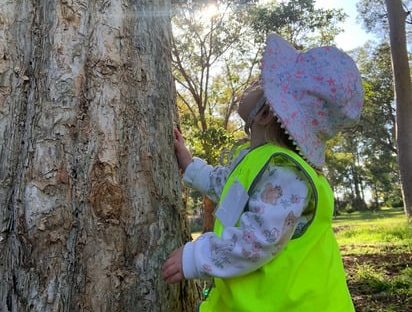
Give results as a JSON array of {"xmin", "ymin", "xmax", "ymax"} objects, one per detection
[{"xmin": 255, "ymin": 105, "xmax": 274, "ymax": 126}]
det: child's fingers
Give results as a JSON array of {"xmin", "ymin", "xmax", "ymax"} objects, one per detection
[
  {"xmin": 162, "ymin": 255, "xmax": 178, "ymax": 276},
  {"xmin": 170, "ymin": 247, "xmax": 182, "ymax": 257},
  {"xmin": 162, "ymin": 247, "xmax": 184, "ymax": 283},
  {"xmin": 174, "ymin": 128, "xmax": 184, "ymax": 143},
  {"xmin": 162, "ymin": 261, "xmax": 181, "ymax": 282},
  {"xmin": 173, "ymin": 127, "xmax": 180, "ymax": 139},
  {"xmin": 165, "ymin": 271, "xmax": 183, "ymax": 284},
  {"xmin": 162, "ymin": 259, "xmax": 173, "ymax": 276}
]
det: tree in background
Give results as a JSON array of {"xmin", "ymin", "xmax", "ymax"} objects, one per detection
[
  {"xmin": 326, "ymin": 43, "xmax": 404, "ymax": 212},
  {"xmin": 358, "ymin": 0, "xmax": 412, "ymax": 219},
  {"xmin": 250, "ymin": 0, "xmax": 346, "ymax": 47},
  {"xmin": 172, "ymin": 0, "xmax": 258, "ymax": 165},
  {"xmin": 357, "ymin": 0, "xmax": 412, "ymax": 41},
  {"xmin": 356, "ymin": 44, "xmax": 402, "ymax": 209},
  {"xmin": 172, "ymin": 0, "xmax": 346, "ymax": 166},
  {"xmin": 0, "ymin": 1, "xmax": 197, "ymax": 310},
  {"xmin": 326, "ymin": 134, "xmax": 367, "ymax": 212},
  {"xmin": 384, "ymin": 0, "xmax": 412, "ymax": 220}
]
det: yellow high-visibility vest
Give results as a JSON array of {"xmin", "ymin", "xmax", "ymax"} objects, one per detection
[{"xmin": 200, "ymin": 143, "xmax": 354, "ymax": 312}]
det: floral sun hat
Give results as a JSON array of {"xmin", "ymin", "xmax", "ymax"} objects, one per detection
[{"xmin": 261, "ymin": 33, "xmax": 364, "ymax": 169}]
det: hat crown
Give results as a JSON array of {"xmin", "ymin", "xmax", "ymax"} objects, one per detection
[
  {"xmin": 290, "ymin": 47, "xmax": 364, "ymax": 139},
  {"xmin": 262, "ymin": 33, "xmax": 364, "ymax": 168}
]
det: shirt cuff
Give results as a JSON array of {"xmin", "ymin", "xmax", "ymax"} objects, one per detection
[
  {"xmin": 182, "ymin": 241, "xmax": 199, "ymax": 279},
  {"xmin": 182, "ymin": 157, "xmax": 211, "ymax": 191}
]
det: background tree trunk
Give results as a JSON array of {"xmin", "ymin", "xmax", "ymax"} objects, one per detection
[
  {"xmin": 384, "ymin": 0, "xmax": 412, "ymax": 220},
  {"xmin": 201, "ymin": 196, "xmax": 215, "ymax": 233},
  {"xmin": 0, "ymin": 0, "xmax": 197, "ymax": 311}
]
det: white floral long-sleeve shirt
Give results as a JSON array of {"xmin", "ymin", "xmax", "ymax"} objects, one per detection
[{"xmin": 182, "ymin": 151, "xmax": 314, "ymax": 279}]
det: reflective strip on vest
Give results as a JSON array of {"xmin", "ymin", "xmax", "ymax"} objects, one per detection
[{"xmin": 200, "ymin": 143, "xmax": 355, "ymax": 312}]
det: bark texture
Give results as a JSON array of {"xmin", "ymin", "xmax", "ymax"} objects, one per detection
[
  {"xmin": 385, "ymin": 0, "xmax": 412, "ymax": 220},
  {"xmin": 0, "ymin": 0, "xmax": 197, "ymax": 311}
]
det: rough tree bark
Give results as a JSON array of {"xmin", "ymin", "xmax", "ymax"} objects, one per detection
[
  {"xmin": 384, "ymin": 0, "xmax": 412, "ymax": 220},
  {"xmin": 0, "ymin": 0, "xmax": 197, "ymax": 311}
]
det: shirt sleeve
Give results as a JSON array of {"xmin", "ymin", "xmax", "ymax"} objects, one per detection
[
  {"xmin": 182, "ymin": 157, "xmax": 231, "ymax": 203},
  {"xmin": 182, "ymin": 160, "xmax": 311, "ymax": 279}
]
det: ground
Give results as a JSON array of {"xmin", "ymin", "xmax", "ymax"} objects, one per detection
[
  {"xmin": 334, "ymin": 208, "xmax": 411, "ymax": 312},
  {"xmin": 343, "ymin": 251, "xmax": 411, "ymax": 312}
]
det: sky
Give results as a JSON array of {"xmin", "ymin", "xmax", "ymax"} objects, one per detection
[
  {"xmin": 194, "ymin": 0, "xmax": 412, "ymax": 51},
  {"xmin": 314, "ymin": 0, "xmax": 377, "ymax": 51},
  {"xmin": 257, "ymin": 0, "xmax": 378, "ymax": 51}
]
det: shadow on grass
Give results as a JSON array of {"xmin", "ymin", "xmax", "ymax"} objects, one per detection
[{"xmin": 334, "ymin": 207, "xmax": 405, "ymax": 224}]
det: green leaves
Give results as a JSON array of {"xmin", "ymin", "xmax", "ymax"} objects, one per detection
[
  {"xmin": 249, "ymin": 0, "xmax": 346, "ymax": 47},
  {"xmin": 180, "ymin": 113, "xmax": 240, "ymax": 166}
]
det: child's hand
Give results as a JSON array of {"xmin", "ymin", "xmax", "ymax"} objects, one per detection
[
  {"xmin": 173, "ymin": 128, "xmax": 192, "ymax": 172},
  {"xmin": 162, "ymin": 246, "xmax": 184, "ymax": 284}
]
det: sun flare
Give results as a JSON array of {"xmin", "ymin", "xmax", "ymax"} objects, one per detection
[{"xmin": 200, "ymin": 3, "xmax": 219, "ymax": 21}]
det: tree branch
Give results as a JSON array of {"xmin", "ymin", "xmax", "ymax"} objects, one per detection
[{"xmin": 176, "ymin": 90, "xmax": 199, "ymax": 129}]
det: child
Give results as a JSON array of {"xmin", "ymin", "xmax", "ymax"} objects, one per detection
[{"xmin": 162, "ymin": 33, "xmax": 363, "ymax": 312}]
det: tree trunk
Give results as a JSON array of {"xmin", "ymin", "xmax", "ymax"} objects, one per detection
[
  {"xmin": 0, "ymin": 0, "xmax": 197, "ymax": 311},
  {"xmin": 385, "ymin": 0, "xmax": 412, "ymax": 220},
  {"xmin": 202, "ymin": 196, "xmax": 215, "ymax": 233}
]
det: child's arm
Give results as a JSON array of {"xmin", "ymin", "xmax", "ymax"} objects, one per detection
[
  {"xmin": 181, "ymin": 162, "xmax": 311, "ymax": 279},
  {"xmin": 174, "ymin": 127, "xmax": 231, "ymax": 203},
  {"xmin": 182, "ymin": 159, "xmax": 230, "ymax": 203}
]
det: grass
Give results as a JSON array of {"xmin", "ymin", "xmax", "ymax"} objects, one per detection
[
  {"xmin": 334, "ymin": 207, "xmax": 412, "ymax": 312},
  {"xmin": 334, "ymin": 208, "xmax": 411, "ymax": 255}
]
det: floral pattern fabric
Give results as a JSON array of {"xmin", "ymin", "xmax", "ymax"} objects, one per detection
[
  {"xmin": 262, "ymin": 33, "xmax": 364, "ymax": 169},
  {"xmin": 182, "ymin": 153, "xmax": 314, "ymax": 279}
]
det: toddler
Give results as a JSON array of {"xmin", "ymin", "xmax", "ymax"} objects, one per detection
[{"xmin": 162, "ymin": 33, "xmax": 363, "ymax": 312}]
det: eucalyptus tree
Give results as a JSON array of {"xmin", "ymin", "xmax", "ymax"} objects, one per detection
[
  {"xmin": 249, "ymin": 0, "xmax": 346, "ymax": 47},
  {"xmin": 357, "ymin": 0, "xmax": 412, "ymax": 218},
  {"xmin": 357, "ymin": 0, "xmax": 412, "ymax": 41},
  {"xmin": 325, "ymin": 43, "xmax": 403, "ymax": 211},
  {"xmin": 0, "ymin": 1, "xmax": 197, "ymax": 310},
  {"xmin": 356, "ymin": 43, "xmax": 401, "ymax": 208},
  {"xmin": 384, "ymin": 0, "xmax": 412, "ymax": 219},
  {"xmin": 172, "ymin": 1, "xmax": 257, "ymax": 165}
]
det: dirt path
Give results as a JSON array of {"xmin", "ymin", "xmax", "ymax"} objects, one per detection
[{"xmin": 343, "ymin": 252, "xmax": 412, "ymax": 312}]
